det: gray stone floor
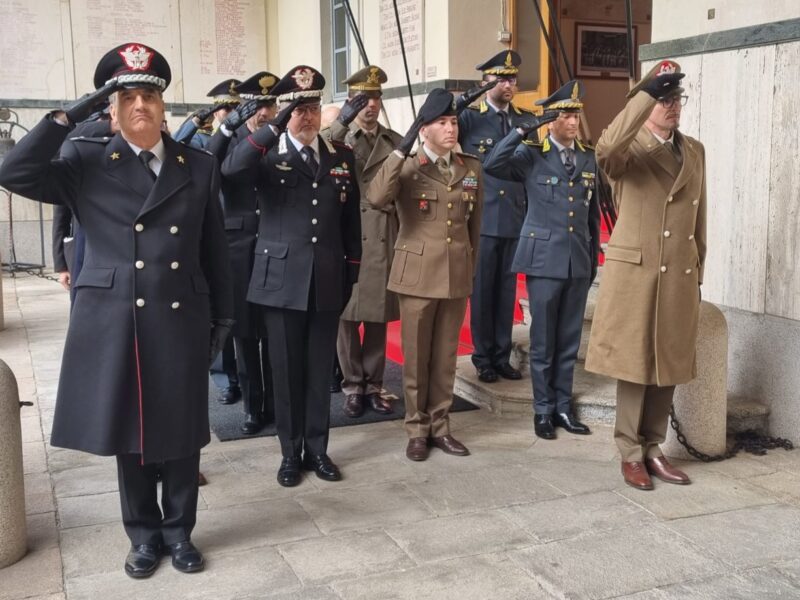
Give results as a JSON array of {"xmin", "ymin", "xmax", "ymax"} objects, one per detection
[{"xmin": 2, "ymin": 272, "xmax": 800, "ymax": 600}]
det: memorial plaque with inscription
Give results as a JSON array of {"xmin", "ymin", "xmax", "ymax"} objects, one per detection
[{"xmin": 380, "ymin": 0, "xmax": 423, "ymax": 86}]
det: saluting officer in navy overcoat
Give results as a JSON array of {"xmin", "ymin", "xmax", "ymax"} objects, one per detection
[
  {"xmin": 0, "ymin": 44, "xmax": 233, "ymax": 577},
  {"xmin": 221, "ymin": 66, "xmax": 361, "ymax": 487},
  {"xmin": 483, "ymin": 81, "xmax": 600, "ymax": 440},
  {"xmin": 174, "ymin": 78, "xmax": 241, "ymax": 148},
  {"xmin": 206, "ymin": 72, "xmax": 280, "ymax": 434},
  {"xmin": 458, "ymin": 50, "xmax": 533, "ymax": 384}
]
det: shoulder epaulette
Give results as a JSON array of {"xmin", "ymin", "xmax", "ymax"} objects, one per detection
[
  {"xmin": 330, "ymin": 139, "xmax": 352, "ymax": 150},
  {"xmin": 521, "ymin": 139, "xmax": 540, "ymax": 146},
  {"xmin": 576, "ymin": 139, "xmax": 594, "ymax": 151},
  {"xmin": 70, "ymin": 136, "xmax": 111, "ymax": 144},
  {"xmin": 179, "ymin": 142, "xmax": 214, "ymax": 156},
  {"xmin": 466, "ymin": 104, "xmax": 480, "ymax": 111},
  {"xmin": 511, "ymin": 104, "xmax": 534, "ymax": 115},
  {"xmin": 456, "ymin": 151, "xmax": 479, "ymax": 160}
]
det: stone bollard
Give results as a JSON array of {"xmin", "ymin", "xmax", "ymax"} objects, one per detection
[
  {"xmin": 0, "ymin": 359, "xmax": 27, "ymax": 568},
  {"xmin": 663, "ymin": 301, "xmax": 728, "ymax": 460}
]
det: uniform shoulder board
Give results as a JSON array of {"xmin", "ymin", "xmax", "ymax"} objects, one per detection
[
  {"xmin": 521, "ymin": 139, "xmax": 541, "ymax": 147},
  {"xmin": 456, "ymin": 151, "xmax": 480, "ymax": 160},
  {"xmin": 512, "ymin": 104, "xmax": 535, "ymax": 115},
  {"xmin": 576, "ymin": 139, "xmax": 594, "ymax": 152},
  {"xmin": 180, "ymin": 143, "xmax": 214, "ymax": 156},
  {"xmin": 330, "ymin": 139, "xmax": 352, "ymax": 150},
  {"xmin": 466, "ymin": 104, "xmax": 480, "ymax": 111},
  {"xmin": 70, "ymin": 136, "xmax": 111, "ymax": 144}
]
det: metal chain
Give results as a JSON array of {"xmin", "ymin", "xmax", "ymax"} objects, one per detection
[
  {"xmin": 2, "ymin": 266, "xmax": 60, "ymax": 283},
  {"xmin": 670, "ymin": 405, "xmax": 794, "ymax": 462}
]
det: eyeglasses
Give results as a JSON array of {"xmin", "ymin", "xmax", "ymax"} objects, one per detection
[
  {"xmin": 293, "ymin": 104, "xmax": 321, "ymax": 116},
  {"xmin": 659, "ymin": 95, "xmax": 689, "ymax": 108},
  {"xmin": 495, "ymin": 76, "xmax": 517, "ymax": 85}
]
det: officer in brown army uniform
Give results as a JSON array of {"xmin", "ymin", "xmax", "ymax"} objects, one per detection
[
  {"xmin": 325, "ymin": 66, "xmax": 403, "ymax": 418},
  {"xmin": 368, "ymin": 89, "xmax": 483, "ymax": 461}
]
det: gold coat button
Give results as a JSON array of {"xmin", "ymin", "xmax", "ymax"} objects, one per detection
[
  {"xmin": 569, "ymin": 182, "xmax": 574, "ymax": 187},
  {"xmin": 136, "ymin": 298, "xmax": 145, "ymax": 307},
  {"xmin": 568, "ymin": 211, "xmax": 574, "ymax": 217},
  {"xmin": 685, "ymin": 268, "xmax": 692, "ymax": 274},
  {"xmin": 568, "ymin": 226, "xmax": 574, "ymax": 232},
  {"xmin": 135, "ymin": 223, "xmax": 144, "ymax": 232},
  {"xmin": 170, "ymin": 226, "xmax": 179, "ymax": 234},
  {"xmin": 569, "ymin": 197, "xmax": 574, "ymax": 202},
  {"xmin": 171, "ymin": 261, "xmax": 180, "ymax": 270},
  {"xmin": 664, "ymin": 231, "xmax": 671, "ymax": 237},
  {"xmin": 667, "ymin": 195, "xmax": 674, "ymax": 202},
  {"xmin": 447, "ymin": 186, "xmax": 452, "ymax": 191},
  {"xmin": 421, "ymin": 193, "xmax": 426, "ymax": 198},
  {"xmin": 692, "ymin": 200, "xmax": 699, "ymax": 205},
  {"xmin": 499, "ymin": 190, "xmax": 505, "ymax": 196},
  {"xmin": 446, "ymin": 237, "xmax": 452, "ymax": 243},
  {"xmin": 689, "ymin": 234, "xmax": 695, "ymax": 240},
  {"xmin": 446, "ymin": 219, "xmax": 452, "ymax": 226},
  {"xmin": 660, "ymin": 266, "xmax": 667, "ymax": 273},
  {"xmin": 447, "ymin": 202, "xmax": 453, "ymax": 209},
  {"xmin": 135, "ymin": 260, "xmax": 144, "ymax": 269},
  {"xmin": 171, "ymin": 301, "xmax": 180, "ymax": 309}
]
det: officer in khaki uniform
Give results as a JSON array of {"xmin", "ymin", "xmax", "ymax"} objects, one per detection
[
  {"xmin": 324, "ymin": 66, "xmax": 403, "ymax": 418},
  {"xmin": 367, "ymin": 89, "xmax": 483, "ymax": 461},
  {"xmin": 586, "ymin": 60, "xmax": 706, "ymax": 490}
]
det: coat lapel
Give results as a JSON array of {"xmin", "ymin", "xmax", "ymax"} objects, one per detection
[
  {"xmin": 316, "ymin": 135, "xmax": 337, "ymax": 183},
  {"xmin": 417, "ymin": 150, "xmax": 447, "ymax": 185},
  {"xmin": 637, "ymin": 127, "xmax": 680, "ymax": 180},
  {"xmin": 450, "ymin": 153, "xmax": 468, "ymax": 185},
  {"xmin": 669, "ymin": 132, "xmax": 698, "ymax": 194},
  {"xmin": 138, "ymin": 135, "xmax": 191, "ymax": 217},
  {"xmin": 363, "ymin": 125, "xmax": 395, "ymax": 173},
  {"xmin": 105, "ymin": 134, "xmax": 153, "ymax": 200}
]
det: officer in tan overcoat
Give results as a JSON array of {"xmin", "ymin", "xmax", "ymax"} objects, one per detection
[
  {"xmin": 586, "ymin": 60, "xmax": 707, "ymax": 490},
  {"xmin": 324, "ymin": 66, "xmax": 403, "ymax": 418},
  {"xmin": 368, "ymin": 89, "xmax": 483, "ymax": 461}
]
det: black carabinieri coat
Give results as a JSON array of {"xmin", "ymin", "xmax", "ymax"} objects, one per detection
[{"xmin": 0, "ymin": 116, "xmax": 233, "ymax": 463}]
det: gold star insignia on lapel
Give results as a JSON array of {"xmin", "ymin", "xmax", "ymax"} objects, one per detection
[
  {"xmin": 177, "ymin": 155, "xmax": 185, "ymax": 164},
  {"xmin": 341, "ymin": 162, "xmax": 348, "ymax": 169},
  {"xmin": 110, "ymin": 152, "xmax": 120, "ymax": 160}
]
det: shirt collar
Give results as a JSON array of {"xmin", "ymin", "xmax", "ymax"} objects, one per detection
[
  {"xmin": 549, "ymin": 135, "xmax": 574, "ymax": 154},
  {"xmin": 422, "ymin": 144, "xmax": 450, "ymax": 166},
  {"xmin": 127, "ymin": 136, "xmax": 166, "ymax": 163},
  {"xmin": 650, "ymin": 130, "xmax": 675, "ymax": 145},
  {"xmin": 287, "ymin": 131, "xmax": 319, "ymax": 157},
  {"xmin": 485, "ymin": 97, "xmax": 508, "ymax": 115}
]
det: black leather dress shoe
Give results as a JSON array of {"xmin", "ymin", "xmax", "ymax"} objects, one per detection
[
  {"xmin": 240, "ymin": 412, "xmax": 264, "ymax": 435},
  {"xmin": 124, "ymin": 544, "xmax": 161, "ymax": 578},
  {"xmin": 217, "ymin": 385, "xmax": 241, "ymax": 405},
  {"xmin": 534, "ymin": 414, "xmax": 556, "ymax": 440},
  {"xmin": 477, "ymin": 366, "xmax": 498, "ymax": 383},
  {"xmin": 495, "ymin": 363, "xmax": 522, "ymax": 380},
  {"xmin": 303, "ymin": 454, "xmax": 342, "ymax": 481},
  {"xmin": 277, "ymin": 455, "xmax": 303, "ymax": 487},
  {"xmin": 166, "ymin": 541, "xmax": 204, "ymax": 573},
  {"xmin": 553, "ymin": 412, "xmax": 591, "ymax": 435},
  {"xmin": 366, "ymin": 392, "xmax": 393, "ymax": 414},
  {"xmin": 343, "ymin": 393, "xmax": 365, "ymax": 418}
]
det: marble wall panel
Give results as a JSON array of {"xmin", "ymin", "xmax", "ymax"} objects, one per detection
[
  {"xmin": 765, "ymin": 41, "xmax": 800, "ymax": 321},
  {"xmin": 698, "ymin": 46, "xmax": 774, "ymax": 313}
]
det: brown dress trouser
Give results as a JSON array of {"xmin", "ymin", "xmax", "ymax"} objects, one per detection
[
  {"xmin": 614, "ymin": 380, "xmax": 676, "ymax": 462},
  {"xmin": 337, "ymin": 320, "xmax": 388, "ymax": 396},
  {"xmin": 398, "ymin": 295, "xmax": 468, "ymax": 438}
]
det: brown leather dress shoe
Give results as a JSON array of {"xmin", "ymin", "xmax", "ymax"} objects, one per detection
[
  {"xmin": 430, "ymin": 435, "xmax": 470, "ymax": 456},
  {"xmin": 622, "ymin": 461, "xmax": 654, "ymax": 490},
  {"xmin": 198, "ymin": 472, "xmax": 208, "ymax": 487},
  {"xmin": 406, "ymin": 437, "xmax": 429, "ymax": 461},
  {"xmin": 343, "ymin": 393, "xmax": 365, "ymax": 418},
  {"xmin": 646, "ymin": 456, "xmax": 691, "ymax": 485},
  {"xmin": 366, "ymin": 392, "xmax": 393, "ymax": 414}
]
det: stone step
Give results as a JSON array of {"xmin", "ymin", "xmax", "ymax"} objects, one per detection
[{"xmin": 726, "ymin": 396, "xmax": 770, "ymax": 434}]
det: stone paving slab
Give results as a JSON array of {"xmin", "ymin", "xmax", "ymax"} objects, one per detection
[
  {"xmin": 509, "ymin": 524, "xmax": 727, "ymax": 599},
  {"xmin": 617, "ymin": 472, "xmax": 777, "ymax": 519},
  {"xmin": 523, "ymin": 456, "xmax": 625, "ymax": 495},
  {"xmin": 296, "ymin": 482, "xmax": 435, "ymax": 535},
  {"xmin": 64, "ymin": 546, "xmax": 300, "ymax": 600},
  {"xmin": 277, "ymin": 530, "xmax": 414, "ymax": 585},
  {"xmin": 748, "ymin": 469, "xmax": 800, "ymax": 505},
  {"xmin": 655, "ymin": 567, "xmax": 800, "ymax": 599},
  {"xmin": 501, "ymin": 490, "xmax": 656, "ymax": 543},
  {"xmin": 50, "ymin": 464, "xmax": 118, "ymax": 499},
  {"xmin": 24, "ymin": 471, "xmax": 55, "ymax": 515},
  {"xmin": 385, "ymin": 510, "xmax": 535, "ymax": 563},
  {"xmin": 330, "ymin": 553, "xmax": 552, "ymax": 600},
  {"xmin": 664, "ymin": 504, "xmax": 800, "ymax": 570}
]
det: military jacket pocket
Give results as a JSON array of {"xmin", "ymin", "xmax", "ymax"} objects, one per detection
[
  {"xmin": 74, "ymin": 267, "xmax": 116, "ymax": 289},
  {"xmin": 604, "ymin": 245, "xmax": 642, "ymax": 265},
  {"xmin": 390, "ymin": 239, "xmax": 424, "ymax": 287},
  {"xmin": 253, "ymin": 240, "xmax": 289, "ymax": 291},
  {"xmin": 535, "ymin": 175, "xmax": 558, "ymax": 203},
  {"xmin": 224, "ymin": 217, "xmax": 244, "ymax": 231},
  {"xmin": 409, "ymin": 189, "xmax": 437, "ymax": 220}
]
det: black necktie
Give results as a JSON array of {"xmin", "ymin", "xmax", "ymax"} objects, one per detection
[
  {"xmin": 302, "ymin": 146, "xmax": 318, "ymax": 174},
  {"xmin": 563, "ymin": 148, "xmax": 575, "ymax": 177},
  {"xmin": 499, "ymin": 111, "xmax": 509, "ymax": 136},
  {"xmin": 138, "ymin": 150, "xmax": 157, "ymax": 182}
]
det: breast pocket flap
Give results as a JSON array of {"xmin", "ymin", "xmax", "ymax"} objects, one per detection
[
  {"xmin": 605, "ymin": 245, "xmax": 642, "ymax": 265},
  {"xmin": 254, "ymin": 240, "xmax": 289, "ymax": 259},
  {"xmin": 75, "ymin": 267, "xmax": 115, "ymax": 288},
  {"xmin": 394, "ymin": 239, "xmax": 424, "ymax": 255}
]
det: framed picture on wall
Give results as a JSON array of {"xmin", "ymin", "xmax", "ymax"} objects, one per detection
[{"xmin": 575, "ymin": 23, "xmax": 636, "ymax": 79}]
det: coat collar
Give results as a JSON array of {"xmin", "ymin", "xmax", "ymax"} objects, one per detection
[
  {"xmin": 637, "ymin": 127, "xmax": 697, "ymax": 192},
  {"xmin": 138, "ymin": 134, "xmax": 192, "ymax": 217}
]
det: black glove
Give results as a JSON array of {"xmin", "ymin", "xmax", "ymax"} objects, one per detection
[
  {"xmin": 517, "ymin": 110, "xmax": 560, "ymax": 135},
  {"xmin": 270, "ymin": 98, "xmax": 302, "ymax": 132},
  {"xmin": 81, "ymin": 101, "xmax": 110, "ymax": 124},
  {"xmin": 337, "ymin": 93, "xmax": 369, "ymax": 126},
  {"xmin": 221, "ymin": 99, "xmax": 260, "ymax": 131},
  {"xmin": 193, "ymin": 105, "xmax": 216, "ymax": 124},
  {"xmin": 64, "ymin": 81, "xmax": 119, "ymax": 126},
  {"xmin": 454, "ymin": 79, "xmax": 499, "ymax": 114},
  {"xmin": 209, "ymin": 319, "xmax": 234, "ymax": 366},
  {"xmin": 642, "ymin": 72, "xmax": 685, "ymax": 100},
  {"xmin": 397, "ymin": 115, "xmax": 424, "ymax": 157}
]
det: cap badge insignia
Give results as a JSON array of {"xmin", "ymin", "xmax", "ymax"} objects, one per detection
[
  {"xmin": 229, "ymin": 80, "xmax": 237, "ymax": 94},
  {"xmin": 504, "ymin": 52, "xmax": 513, "ymax": 67},
  {"xmin": 571, "ymin": 82, "xmax": 579, "ymax": 100},
  {"xmin": 110, "ymin": 152, "xmax": 120, "ymax": 160},
  {"xmin": 657, "ymin": 61, "xmax": 677, "ymax": 75},
  {"xmin": 259, "ymin": 75, "xmax": 276, "ymax": 95},
  {"xmin": 118, "ymin": 44, "xmax": 153, "ymax": 71},
  {"xmin": 292, "ymin": 68, "xmax": 315, "ymax": 90},
  {"xmin": 366, "ymin": 67, "xmax": 380, "ymax": 85},
  {"xmin": 177, "ymin": 155, "xmax": 185, "ymax": 164}
]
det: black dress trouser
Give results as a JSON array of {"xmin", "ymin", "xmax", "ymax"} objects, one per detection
[{"xmin": 116, "ymin": 452, "xmax": 200, "ymax": 546}]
